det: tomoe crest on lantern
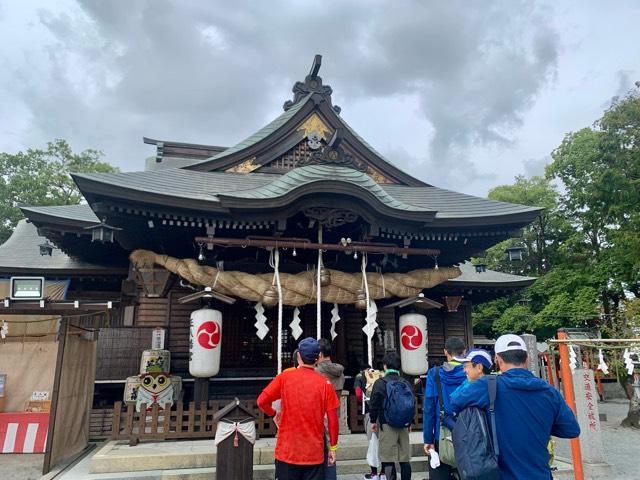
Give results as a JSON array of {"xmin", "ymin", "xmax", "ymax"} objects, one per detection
[
  {"xmin": 399, "ymin": 313, "xmax": 428, "ymax": 375},
  {"xmin": 190, "ymin": 308, "xmax": 223, "ymax": 377}
]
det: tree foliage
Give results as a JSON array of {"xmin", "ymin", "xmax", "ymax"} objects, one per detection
[
  {"xmin": 472, "ymin": 87, "xmax": 640, "ymax": 427},
  {"xmin": 0, "ymin": 139, "xmax": 118, "ymax": 243}
]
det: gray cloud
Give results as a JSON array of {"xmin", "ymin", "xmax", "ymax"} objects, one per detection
[
  {"xmin": 523, "ymin": 155, "xmax": 551, "ymax": 178},
  {"xmin": 0, "ymin": 1, "xmax": 566, "ymax": 189}
]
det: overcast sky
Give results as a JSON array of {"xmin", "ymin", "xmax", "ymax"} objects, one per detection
[{"xmin": 1, "ymin": 1, "xmax": 639, "ymax": 196}]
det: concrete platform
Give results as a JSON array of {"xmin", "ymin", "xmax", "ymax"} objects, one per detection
[
  {"xmin": 88, "ymin": 432, "xmax": 428, "ymax": 477},
  {"xmin": 55, "ymin": 432, "xmax": 578, "ymax": 480}
]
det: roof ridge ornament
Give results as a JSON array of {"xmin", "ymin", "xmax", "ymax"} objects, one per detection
[
  {"xmin": 283, "ymin": 54, "xmax": 341, "ymax": 114},
  {"xmin": 297, "ymin": 128, "xmax": 367, "ymax": 172}
]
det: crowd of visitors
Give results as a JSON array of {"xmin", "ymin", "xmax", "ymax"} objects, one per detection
[{"xmin": 258, "ymin": 334, "xmax": 580, "ymax": 480}]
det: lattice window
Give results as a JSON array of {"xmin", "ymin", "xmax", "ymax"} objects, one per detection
[{"xmin": 263, "ymin": 140, "xmax": 313, "ymax": 171}]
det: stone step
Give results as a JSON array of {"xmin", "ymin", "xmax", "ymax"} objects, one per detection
[
  {"xmin": 91, "ymin": 434, "xmax": 427, "ymax": 473},
  {"xmin": 85, "ymin": 458, "xmax": 431, "ymax": 479}
]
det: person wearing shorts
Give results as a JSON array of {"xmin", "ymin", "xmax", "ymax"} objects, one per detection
[
  {"xmin": 369, "ymin": 352, "xmax": 412, "ymax": 480},
  {"xmin": 258, "ymin": 337, "xmax": 340, "ymax": 480}
]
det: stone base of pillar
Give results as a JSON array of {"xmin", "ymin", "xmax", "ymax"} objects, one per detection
[{"xmin": 339, "ymin": 391, "xmax": 351, "ymax": 434}]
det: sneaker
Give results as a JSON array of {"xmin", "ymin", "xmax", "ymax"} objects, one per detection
[{"xmin": 363, "ymin": 475, "xmax": 379, "ymax": 480}]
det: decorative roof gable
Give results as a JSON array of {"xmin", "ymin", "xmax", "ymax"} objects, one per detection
[{"xmin": 185, "ymin": 55, "xmax": 426, "ymax": 186}]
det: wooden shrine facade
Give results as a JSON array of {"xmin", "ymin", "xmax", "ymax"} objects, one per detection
[{"xmin": 1, "ymin": 55, "xmax": 538, "ymax": 403}]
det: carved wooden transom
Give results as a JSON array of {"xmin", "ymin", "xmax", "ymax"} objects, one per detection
[{"xmin": 303, "ymin": 207, "xmax": 359, "ymax": 228}]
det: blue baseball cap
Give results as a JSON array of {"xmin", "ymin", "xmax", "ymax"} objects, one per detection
[
  {"xmin": 298, "ymin": 337, "xmax": 320, "ymax": 363},
  {"xmin": 456, "ymin": 348, "xmax": 493, "ymax": 370}
]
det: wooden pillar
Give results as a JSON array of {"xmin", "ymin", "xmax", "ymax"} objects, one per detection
[{"xmin": 193, "ymin": 378, "xmax": 209, "ymax": 405}]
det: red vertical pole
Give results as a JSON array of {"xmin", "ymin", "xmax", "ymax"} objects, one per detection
[
  {"xmin": 557, "ymin": 330, "xmax": 584, "ymax": 480},
  {"xmin": 544, "ymin": 353, "xmax": 555, "ymax": 386}
]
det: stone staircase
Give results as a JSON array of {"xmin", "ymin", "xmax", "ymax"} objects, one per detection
[
  {"xmin": 74, "ymin": 432, "xmax": 578, "ymax": 480},
  {"xmin": 88, "ymin": 433, "xmax": 430, "ymax": 479}
]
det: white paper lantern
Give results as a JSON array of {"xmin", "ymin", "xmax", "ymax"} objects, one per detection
[
  {"xmin": 189, "ymin": 308, "xmax": 223, "ymax": 377},
  {"xmin": 399, "ymin": 313, "xmax": 428, "ymax": 375}
]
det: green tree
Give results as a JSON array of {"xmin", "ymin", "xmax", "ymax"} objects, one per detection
[
  {"xmin": 0, "ymin": 139, "xmax": 118, "ymax": 243},
  {"xmin": 474, "ymin": 87, "xmax": 640, "ymax": 427},
  {"xmin": 484, "ymin": 175, "xmax": 566, "ymax": 276}
]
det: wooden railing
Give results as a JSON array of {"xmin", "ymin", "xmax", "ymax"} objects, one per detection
[
  {"xmin": 110, "ymin": 395, "xmax": 424, "ymax": 443},
  {"xmin": 111, "ymin": 400, "xmax": 276, "ymax": 445}
]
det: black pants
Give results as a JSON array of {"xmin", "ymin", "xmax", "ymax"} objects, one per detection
[
  {"xmin": 275, "ymin": 460, "xmax": 324, "ymax": 480},
  {"xmin": 382, "ymin": 461, "xmax": 411, "ymax": 480},
  {"xmin": 427, "ymin": 440, "xmax": 456, "ymax": 480}
]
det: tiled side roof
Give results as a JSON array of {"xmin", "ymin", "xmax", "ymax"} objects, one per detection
[
  {"xmin": 72, "ymin": 167, "xmax": 540, "ymax": 220},
  {"xmin": 190, "ymin": 95, "xmax": 312, "ymax": 165},
  {"xmin": 447, "ymin": 261, "xmax": 536, "ymax": 285},
  {"xmin": 0, "ymin": 220, "xmax": 111, "ymax": 271},
  {"xmin": 21, "ymin": 204, "xmax": 99, "ymax": 224},
  {"xmin": 73, "ymin": 168, "xmax": 277, "ymax": 201},
  {"xmin": 383, "ymin": 185, "xmax": 542, "ymax": 218},
  {"xmin": 221, "ymin": 165, "xmax": 428, "ymax": 212}
]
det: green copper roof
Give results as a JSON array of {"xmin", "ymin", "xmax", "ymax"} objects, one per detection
[
  {"xmin": 194, "ymin": 94, "xmax": 312, "ymax": 164},
  {"xmin": 220, "ymin": 164, "xmax": 429, "ymax": 212}
]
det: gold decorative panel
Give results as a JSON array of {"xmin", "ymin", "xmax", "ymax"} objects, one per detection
[
  {"xmin": 366, "ymin": 166, "xmax": 394, "ymax": 184},
  {"xmin": 225, "ymin": 157, "xmax": 259, "ymax": 173},
  {"xmin": 297, "ymin": 113, "xmax": 332, "ymax": 140}
]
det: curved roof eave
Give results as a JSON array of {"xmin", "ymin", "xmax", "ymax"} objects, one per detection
[{"xmin": 219, "ymin": 165, "xmax": 430, "ymax": 213}]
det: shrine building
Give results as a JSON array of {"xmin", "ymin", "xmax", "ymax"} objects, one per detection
[{"xmin": 0, "ymin": 55, "xmax": 537, "ymax": 430}]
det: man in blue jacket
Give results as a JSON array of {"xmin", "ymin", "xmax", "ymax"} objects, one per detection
[
  {"xmin": 450, "ymin": 334, "xmax": 580, "ymax": 480},
  {"xmin": 422, "ymin": 336, "xmax": 467, "ymax": 480}
]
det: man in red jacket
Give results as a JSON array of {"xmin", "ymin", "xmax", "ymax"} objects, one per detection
[{"xmin": 258, "ymin": 337, "xmax": 340, "ymax": 480}]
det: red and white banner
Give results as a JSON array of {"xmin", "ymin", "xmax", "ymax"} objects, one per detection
[{"xmin": 0, "ymin": 412, "xmax": 49, "ymax": 453}]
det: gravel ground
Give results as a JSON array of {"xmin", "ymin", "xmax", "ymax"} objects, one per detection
[
  {"xmin": 0, "ymin": 453, "xmax": 43, "ymax": 480},
  {"xmin": 555, "ymin": 399, "xmax": 639, "ymax": 480}
]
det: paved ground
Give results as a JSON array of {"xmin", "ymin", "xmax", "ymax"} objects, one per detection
[
  {"xmin": 0, "ymin": 453, "xmax": 43, "ymax": 480},
  {"xmin": 0, "ymin": 399, "xmax": 637, "ymax": 479},
  {"xmin": 555, "ymin": 399, "xmax": 638, "ymax": 480}
]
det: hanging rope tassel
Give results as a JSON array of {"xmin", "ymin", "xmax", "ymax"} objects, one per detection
[
  {"xmin": 274, "ymin": 248, "xmax": 283, "ymax": 374},
  {"xmin": 361, "ymin": 253, "xmax": 375, "ymax": 368},
  {"xmin": 597, "ymin": 348, "xmax": 609, "ymax": 375},
  {"xmin": 317, "ymin": 225, "xmax": 323, "ymax": 339},
  {"xmin": 233, "ymin": 429, "xmax": 239, "ymax": 447}
]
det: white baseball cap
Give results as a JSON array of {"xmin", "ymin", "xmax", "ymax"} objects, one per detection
[{"xmin": 494, "ymin": 334, "xmax": 527, "ymax": 354}]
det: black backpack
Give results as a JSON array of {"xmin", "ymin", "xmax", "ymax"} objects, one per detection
[{"xmin": 452, "ymin": 375, "xmax": 500, "ymax": 480}]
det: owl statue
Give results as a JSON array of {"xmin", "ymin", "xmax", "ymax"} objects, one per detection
[{"xmin": 135, "ymin": 371, "xmax": 174, "ymax": 412}]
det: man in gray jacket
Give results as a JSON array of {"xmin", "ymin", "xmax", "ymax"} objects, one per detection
[
  {"xmin": 317, "ymin": 338, "xmax": 345, "ymax": 392},
  {"xmin": 317, "ymin": 338, "xmax": 345, "ymax": 480}
]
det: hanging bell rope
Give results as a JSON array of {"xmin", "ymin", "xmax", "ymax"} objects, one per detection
[
  {"xmin": 270, "ymin": 248, "xmax": 284, "ymax": 374},
  {"xmin": 317, "ymin": 225, "xmax": 322, "ymax": 340},
  {"xmin": 130, "ymin": 249, "xmax": 461, "ymax": 307}
]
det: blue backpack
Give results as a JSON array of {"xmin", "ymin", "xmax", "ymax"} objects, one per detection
[
  {"xmin": 383, "ymin": 377, "xmax": 416, "ymax": 428},
  {"xmin": 451, "ymin": 375, "xmax": 500, "ymax": 480}
]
